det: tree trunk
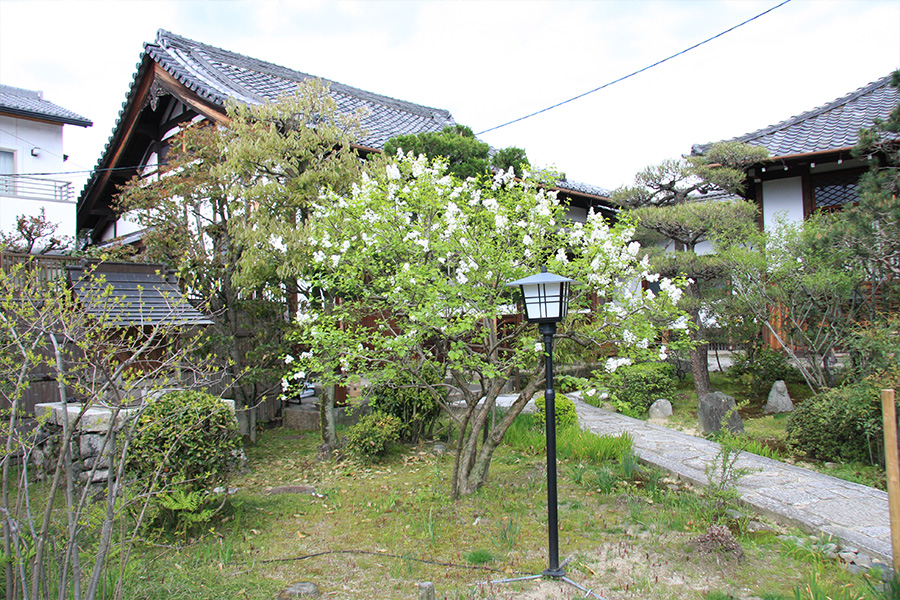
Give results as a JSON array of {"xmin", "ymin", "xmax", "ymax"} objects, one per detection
[
  {"xmin": 450, "ymin": 376, "xmax": 541, "ymax": 498},
  {"xmin": 689, "ymin": 342, "xmax": 710, "ymax": 397},
  {"xmin": 320, "ymin": 384, "xmax": 338, "ymax": 448}
]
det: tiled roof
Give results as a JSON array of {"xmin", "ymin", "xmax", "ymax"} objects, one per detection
[
  {"xmin": 0, "ymin": 85, "xmax": 92, "ymax": 127},
  {"xmin": 79, "ymin": 29, "xmax": 611, "ymax": 238},
  {"xmin": 693, "ymin": 73, "xmax": 899, "ymax": 158},
  {"xmin": 148, "ymin": 30, "xmax": 456, "ymax": 149},
  {"xmin": 67, "ymin": 262, "xmax": 213, "ymax": 327},
  {"xmin": 556, "ymin": 177, "xmax": 610, "ymax": 200}
]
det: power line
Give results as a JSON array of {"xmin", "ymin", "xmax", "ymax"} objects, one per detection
[
  {"xmin": 476, "ymin": 0, "xmax": 793, "ymax": 136},
  {"xmin": 6, "ymin": 164, "xmax": 153, "ymax": 178},
  {"xmin": 0, "ymin": 126, "xmax": 91, "ymax": 170}
]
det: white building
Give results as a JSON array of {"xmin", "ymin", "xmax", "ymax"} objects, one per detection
[{"xmin": 0, "ymin": 85, "xmax": 92, "ymax": 246}]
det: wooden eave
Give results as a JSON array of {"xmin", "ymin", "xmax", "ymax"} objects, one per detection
[
  {"xmin": 0, "ymin": 109, "xmax": 90, "ymax": 128},
  {"xmin": 78, "ymin": 56, "xmax": 232, "ymax": 241}
]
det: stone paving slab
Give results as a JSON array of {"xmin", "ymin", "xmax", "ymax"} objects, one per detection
[{"xmin": 570, "ymin": 396, "xmax": 893, "ymax": 564}]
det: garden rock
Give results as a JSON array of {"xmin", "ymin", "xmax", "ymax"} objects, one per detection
[
  {"xmin": 648, "ymin": 399, "xmax": 673, "ymax": 420},
  {"xmin": 764, "ymin": 380, "xmax": 793, "ymax": 414},
  {"xmin": 697, "ymin": 391, "xmax": 744, "ymax": 434},
  {"xmin": 267, "ymin": 485, "xmax": 318, "ymax": 496},
  {"xmin": 277, "ymin": 582, "xmax": 320, "ymax": 598}
]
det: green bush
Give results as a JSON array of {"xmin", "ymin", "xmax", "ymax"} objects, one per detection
[
  {"xmin": 786, "ymin": 378, "xmax": 893, "ymax": 465},
  {"xmin": 534, "ymin": 394, "xmax": 578, "ymax": 430},
  {"xmin": 729, "ymin": 347, "xmax": 794, "ymax": 397},
  {"xmin": 128, "ymin": 390, "xmax": 241, "ymax": 536},
  {"xmin": 369, "ymin": 368, "xmax": 444, "ymax": 442},
  {"xmin": 345, "ymin": 411, "xmax": 402, "ymax": 461},
  {"xmin": 128, "ymin": 390, "xmax": 241, "ymax": 491},
  {"xmin": 604, "ymin": 362, "xmax": 676, "ymax": 415}
]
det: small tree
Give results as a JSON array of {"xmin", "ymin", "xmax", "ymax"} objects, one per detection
[
  {"xmin": 290, "ymin": 153, "xmax": 689, "ymax": 498},
  {"xmin": 724, "ymin": 214, "xmax": 868, "ymax": 391},
  {"xmin": 117, "ymin": 79, "xmax": 364, "ymax": 436},
  {"xmin": 611, "ymin": 142, "xmax": 768, "ymax": 396},
  {"xmin": 0, "ymin": 263, "xmax": 212, "ymax": 600},
  {"xmin": 0, "ymin": 208, "xmax": 71, "ymax": 254},
  {"xmin": 384, "ymin": 124, "xmax": 491, "ymax": 180}
]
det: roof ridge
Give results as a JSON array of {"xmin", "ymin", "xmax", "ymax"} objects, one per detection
[
  {"xmin": 153, "ymin": 30, "xmax": 452, "ymax": 121},
  {"xmin": 0, "ymin": 85, "xmax": 42, "ymax": 99},
  {"xmin": 735, "ymin": 73, "xmax": 895, "ymax": 144}
]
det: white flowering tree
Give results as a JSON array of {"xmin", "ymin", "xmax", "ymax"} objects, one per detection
[{"xmin": 292, "ymin": 153, "xmax": 689, "ymax": 498}]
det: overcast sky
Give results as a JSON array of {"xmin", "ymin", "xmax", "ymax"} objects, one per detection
[{"xmin": 1, "ymin": 0, "xmax": 898, "ymax": 194}]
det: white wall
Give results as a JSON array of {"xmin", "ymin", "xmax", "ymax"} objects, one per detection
[
  {"xmin": 0, "ymin": 115, "xmax": 76, "ymax": 242},
  {"xmin": 761, "ymin": 177, "xmax": 804, "ymax": 231}
]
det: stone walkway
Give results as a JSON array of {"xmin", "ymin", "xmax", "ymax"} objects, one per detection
[{"xmin": 570, "ymin": 395, "xmax": 893, "ymax": 565}]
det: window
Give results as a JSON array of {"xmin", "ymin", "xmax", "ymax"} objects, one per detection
[
  {"xmin": 810, "ymin": 170, "xmax": 860, "ymax": 211},
  {"xmin": 0, "ymin": 150, "xmax": 13, "ymax": 195}
]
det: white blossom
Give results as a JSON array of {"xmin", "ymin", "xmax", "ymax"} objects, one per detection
[
  {"xmin": 284, "ymin": 354, "xmax": 294, "ymax": 364},
  {"xmin": 671, "ymin": 315, "xmax": 690, "ymax": 330},
  {"xmin": 658, "ymin": 345, "xmax": 668, "ymax": 361},
  {"xmin": 605, "ymin": 357, "xmax": 633, "ymax": 373}
]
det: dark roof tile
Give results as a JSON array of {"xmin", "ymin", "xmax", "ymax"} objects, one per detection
[
  {"xmin": 693, "ymin": 73, "xmax": 899, "ymax": 158},
  {"xmin": 0, "ymin": 85, "xmax": 92, "ymax": 127},
  {"xmin": 147, "ymin": 30, "xmax": 456, "ymax": 149}
]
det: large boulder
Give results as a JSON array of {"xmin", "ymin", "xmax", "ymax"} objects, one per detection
[
  {"xmin": 648, "ymin": 398, "xmax": 673, "ymax": 420},
  {"xmin": 698, "ymin": 391, "xmax": 744, "ymax": 435},
  {"xmin": 764, "ymin": 380, "xmax": 794, "ymax": 414}
]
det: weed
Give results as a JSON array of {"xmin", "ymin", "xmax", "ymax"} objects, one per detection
[
  {"xmin": 618, "ymin": 445, "xmax": 640, "ymax": 479},
  {"xmin": 704, "ymin": 433, "xmax": 759, "ymax": 522},
  {"xmin": 590, "ymin": 467, "xmax": 619, "ymax": 495},
  {"xmin": 792, "ymin": 572, "xmax": 859, "ymax": 600},
  {"xmin": 424, "ymin": 508, "xmax": 437, "ymax": 545},
  {"xmin": 866, "ymin": 570, "xmax": 900, "ymax": 600},
  {"xmin": 704, "ymin": 592, "xmax": 739, "ymax": 600},
  {"xmin": 493, "ymin": 515, "xmax": 520, "ymax": 554},
  {"xmin": 568, "ymin": 462, "xmax": 590, "ymax": 485},
  {"xmin": 464, "ymin": 549, "xmax": 495, "ymax": 564}
]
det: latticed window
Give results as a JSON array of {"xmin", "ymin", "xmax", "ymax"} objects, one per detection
[{"xmin": 811, "ymin": 170, "xmax": 860, "ymax": 211}]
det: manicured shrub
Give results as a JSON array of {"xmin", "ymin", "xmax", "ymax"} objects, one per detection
[
  {"xmin": 345, "ymin": 411, "xmax": 403, "ymax": 461},
  {"xmin": 128, "ymin": 390, "xmax": 241, "ymax": 491},
  {"xmin": 605, "ymin": 362, "xmax": 676, "ymax": 415},
  {"xmin": 787, "ymin": 375, "xmax": 897, "ymax": 465},
  {"xmin": 369, "ymin": 368, "xmax": 444, "ymax": 442},
  {"xmin": 729, "ymin": 347, "xmax": 794, "ymax": 397},
  {"xmin": 128, "ymin": 390, "xmax": 241, "ymax": 536},
  {"xmin": 534, "ymin": 394, "xmax": 578, "ymax": 430}
]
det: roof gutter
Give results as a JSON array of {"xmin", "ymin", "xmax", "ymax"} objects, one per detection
[{"xmin": 0, "ymin": 108, "xmax": 92, "ymax": 128}]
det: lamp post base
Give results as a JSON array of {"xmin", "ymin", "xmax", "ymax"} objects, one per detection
[{"xmin": 541, "ymin": 567, "xmax": 566, "ymax": 578}]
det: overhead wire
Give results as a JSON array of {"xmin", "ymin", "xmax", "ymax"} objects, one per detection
[
  {"xmin": 5, "ymin": 1, "xmax": 793, "ymax": 180},
  {"xmin": 475, "ymin": 0, "xmax": 793, "ymax": 136}
]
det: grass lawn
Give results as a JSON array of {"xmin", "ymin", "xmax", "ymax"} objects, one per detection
[{"xmin": 112, "ymin": 417, "xmax": 886, "ymax": 600}]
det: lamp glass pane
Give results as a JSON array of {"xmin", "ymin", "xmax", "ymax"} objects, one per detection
[{"xmin": 520, "ymin": 281, "xmax": 570, "ymax": 322}]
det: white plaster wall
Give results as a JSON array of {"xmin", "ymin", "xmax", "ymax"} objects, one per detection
[
  {"xmin": 0, "ymin": 115, "xmax": 76, "ymax": 241},
  {"xmin": 99, "ymin": 215, "xmax": 143, "ymax": 242},
  {"xmin": 761, "ymin": 177, "xmax": 804, "ymax": 231}
]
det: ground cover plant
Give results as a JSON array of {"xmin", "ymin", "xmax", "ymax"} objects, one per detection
[{"xmin": 69, "ymin": 416, "xmax": 892, "ymax": 600}]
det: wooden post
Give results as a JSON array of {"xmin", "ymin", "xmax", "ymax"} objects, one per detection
[
  {"xmin": 882, "ymin": 389, "xmax": 900, "ymax": 572},
  {"xmin": 417, "ymin": 581, "xmax": 435, "ymax": 600}
]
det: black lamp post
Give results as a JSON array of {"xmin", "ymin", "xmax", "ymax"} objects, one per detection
[{"xmin": 506, "ymin": 266, "xmax": 576, "ymax": 578}]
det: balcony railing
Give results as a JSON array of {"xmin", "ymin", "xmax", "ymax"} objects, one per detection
[
  {"xmin": 0, "ymin": 252, "xmax": 80, "ymax": 287},
  {"xmin": 0, "ymin": 175, "xmax": 74, "ymax": 203}
]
